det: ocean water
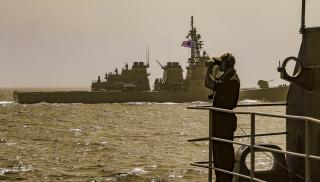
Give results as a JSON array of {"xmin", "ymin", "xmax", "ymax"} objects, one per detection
[{"xmin": 0, "ymin": 89, "xmax": 285, "ymax": 181}]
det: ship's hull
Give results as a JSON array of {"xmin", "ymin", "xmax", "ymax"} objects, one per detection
[
  {"xmin": 239, "ymin": 86, "xmax": 289, "ymax": 102},
  {"xmin": 14, "ymin": 91, "xmax": 209, "ymax": 104},
  {"xmin": 14, "ymin": 86, "xmax": 289, "ymax": 104}
]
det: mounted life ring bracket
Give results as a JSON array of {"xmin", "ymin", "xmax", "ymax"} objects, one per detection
[
  {"xmin": 277, "ymin": 56, "xmax": 314, "ymax": 91},
  {"xmin": 282, "ymin": 57, "xmax": 303, "ymax": 78}
]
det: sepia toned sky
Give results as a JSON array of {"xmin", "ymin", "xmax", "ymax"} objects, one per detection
[{"xmin": 1, "ymin": 0, "xmax": 319, "ymax": 88}]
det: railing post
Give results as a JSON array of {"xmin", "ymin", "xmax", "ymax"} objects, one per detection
[
  {"xmin": 305, "ymin": 120, "xmax": 310, "ymax": 182},
  {"xmin": 250, "ymin": 114, "xmax": 256, "ymax": 181},
  {"xmin": 209, "ymin": 110, "xmax": 213, "ymax": 182}
]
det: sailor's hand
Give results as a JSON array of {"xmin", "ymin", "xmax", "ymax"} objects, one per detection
[{"xmin": 206, "ymin": 60, "xmax": 215, "ymax": 68}]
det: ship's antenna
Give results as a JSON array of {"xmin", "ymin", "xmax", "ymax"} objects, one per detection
[
  {"xmin": 190, "ymin": 16, "xmax": 195, "ymax": 62},
  {"xmin": 191, "ymin": 16, "xmax": 194, "ymax": 30},
  {"xmin": 300, "ymin": 0, "xmax": 306, "ymax": 34},
  {"xmin": 146, "ymin": 46, "xmax": 150, "ymax": 67}
]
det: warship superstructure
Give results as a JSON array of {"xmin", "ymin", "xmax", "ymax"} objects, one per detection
[
  {"xmin": 91, "ymin": 61, "xmax": 150, "ymax": 92},
  {"xmin": 183, "ymin": 16, "xmax": 210, "ymax": 94},
  {"xmin": 154, "ymin": 61, "xmax": 184, "ymax": 92},
  {"xmin": 154, "ymin": 16, "xmax": 210, "ymax": 93}
]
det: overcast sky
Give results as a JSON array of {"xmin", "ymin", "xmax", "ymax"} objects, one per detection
[{"xmin": 1, "ymin": 0, "xmax": 319, "ymax": 88}]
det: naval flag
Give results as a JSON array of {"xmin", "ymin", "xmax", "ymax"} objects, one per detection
[{"xmin": 181, "ymin": 40, "xmax": 194, "ymax": 48}]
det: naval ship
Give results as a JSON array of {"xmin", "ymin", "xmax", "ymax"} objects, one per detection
[
  {"xmin": 14, "ymin": 16, "xmax": 211, "ymax": 104},
  {"xmin": 239, "ymin": 80, "xmax": 289, "ymax": 102},
  {"xmin": 14, "ymin": 16, "xmax": 287, "ymax": 104}
]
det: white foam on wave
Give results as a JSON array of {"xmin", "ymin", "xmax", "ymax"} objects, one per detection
[
  {"xmin": 115, "ymin": 167, "xmax": 149, "ymax": 177},
  {"xmin": 70, "ymin": 128, "xmax": 82, "ymax": 136},
  {"xmin": 127, "ymin": 167, "xmax": 149, "ymax": 175},
  {"xmin": 0, "ymin": 101, "xmax": 14, "ymax": 106},
  {"xmin": 70, "ymin": 128, "xmax": 82, "ymax": 132},
  {"xmin": 0, "ymin": 165, "xmax": 32, "ymax": 176},
  {"xmin": 154, "ymin": 102, "xmax": 179, "ymax": 105},
  {"xmin": 126, "ymin": 102, "xmax": 150, "ymax": 105},
  {"xmin": 168, "ymin": 169, "xmax": 186, "ymax": 179},
  {"xmin": 189, "ymin": 101, "xmax": 211, "ymax": 105},
  {"xmin": 125, "ymin": 102, "xmax": 180, "ymax": 105},
  {"xmin": 239, "ymin": 99, "xmax": 259, "ymax": 104}
]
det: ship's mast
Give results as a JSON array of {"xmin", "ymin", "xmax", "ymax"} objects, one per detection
[
  {"xmin": 190, "ymin": 16, "xmax": 195, "ymax": 61},
  {"xmin": 187, "ymin": 16, "xmax": 203, "ymax": 64},
  {"xmin": 191, "ymin": 16, "xmax": 194, "ymax": 30}
]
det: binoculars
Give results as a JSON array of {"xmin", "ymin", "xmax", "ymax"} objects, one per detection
[{"xmin": 206, "ymin": 59, "xmax": 221, "ymax": 67}]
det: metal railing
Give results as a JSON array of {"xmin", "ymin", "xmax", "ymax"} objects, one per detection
[{"xmin": 187, "ymin": 105, "xmax": 320, "ymax": 182}]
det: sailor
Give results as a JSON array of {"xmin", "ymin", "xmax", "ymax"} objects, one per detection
[{"xmin": 205, "ymin": 53, "xmax": 240, "ymax": 182}]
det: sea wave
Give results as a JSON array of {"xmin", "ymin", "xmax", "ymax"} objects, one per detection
[
  {"xmin": 0, "ymin": 165, "xmax": 32, "ymax": 176},
  {"xmin": 126, "ymin": 102, "xmax": 179, "ymax": 105},
  {"xmin": 189, "ymin": 101, "xmax": 210, "ymax": 105},
  {"xmin": 127, "ymin": 167, "xmax": 149, "ymax": 176},
  {"xmin": 126, "ymin": 102, "xmax": 153, "ymax": 105},
  {"xmin": 105, "ymin": 167, "xmax": 149, "ymax": 181},
  {"xmin": 0, "ymin": 101, "xmax": 14, "ymax": 106},
  {"xmin": 125, "ymin": 101, "xmax": 209, "ymax": 105},
  {"xmin": 154, "ymin": 102, "xmax": 179, "ymax": 105},
  {"xmin": 0, "ymin": 95, "xmax": 285, "ymax": 181},
  {"xmin": 239, "ymin": 99, "xmax": 259, "ymax": 104}
]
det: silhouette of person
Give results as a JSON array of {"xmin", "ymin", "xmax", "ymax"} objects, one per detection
[{"xmin": 205, "ymin": 53, "xmax": 240, "ymax": 182}]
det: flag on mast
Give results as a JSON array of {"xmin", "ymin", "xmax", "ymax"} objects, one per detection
[{"xmin": 181, "ymin": 40, "xmax": 194, "ymax": 48}]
